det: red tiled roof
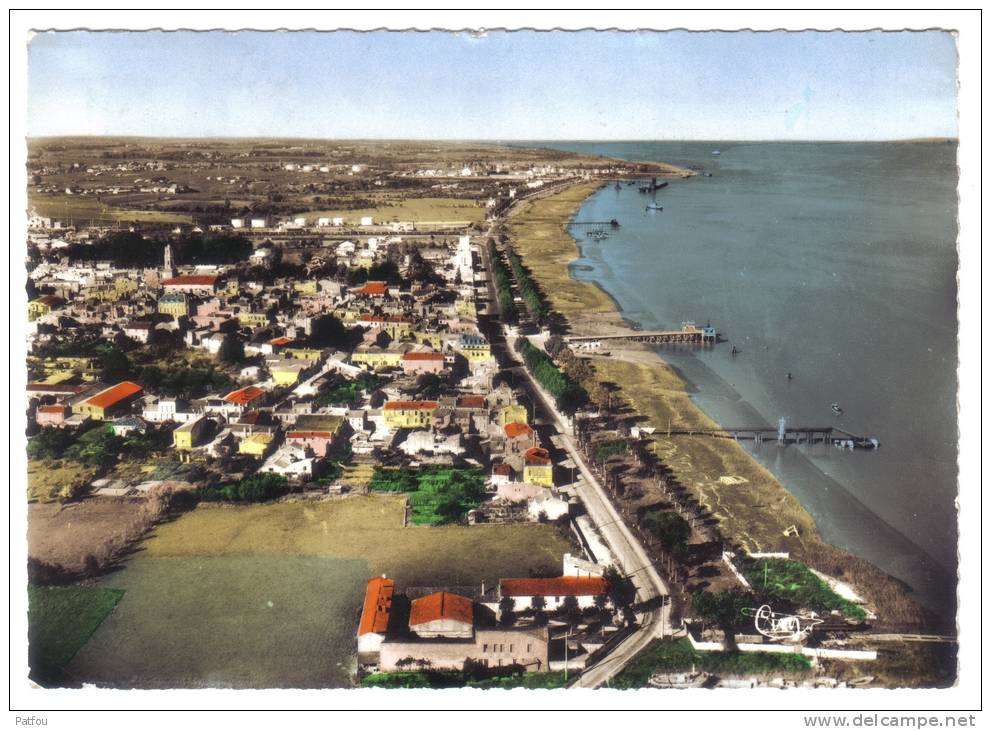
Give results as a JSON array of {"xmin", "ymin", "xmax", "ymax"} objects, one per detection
[
  {"xmin": 500, "ymin": 576, "xmax": 608, "ymax": 598},
  {"xmin": 523, "ymin": 447, "xmax": 551, "ymax": 466},
  {"xmin": 357, "ymin": 576, "xmax": 395, "ymax": 636},
  {"xmin": 38, "ymin": 405, "xmax": 68, "ymax": 414},
  {"xmin": 33, "ymin": 295, "xmax": 64, "ymax": 307},
  {"xmin": 383, "ymin": 400, "xmax": 439, "ymax": 411},
  {"xmin": 353, "ymin": 281, "xmax": 388, "ymax": 296},
  {"xmin": 457, "ymin": 395, "xmax": 487, "ymax": 410},
  {"xmin": 86, "ymin": 381, "xmax": 143, "ymax": 410},
  {"xmin": 492, "ymin": 463, "xmax": 513, "ymax": 476},
  {"xmin": 504, "ymin": 422, "xmax": 534, "ymax": 439},
  {"xmin": 238, "ymin": 410, "xmax": 264, "ymax": 425},
  {"xmin": 287, "ymin": 431, "xmax": 333, "ymax": 439},
  {"xmin": 269, "ymin": 337, "xmax": 293, "ymax": 346},
  {"xmin": 409, "ymin": 591, "xmax": 474, "ymax": 627},
  {"xmin": 163, "ymin": 275, "xmax": 218, "ymax": 287},
  {"xmin": 223, "ymin": 386, "xmax": 266, "ymax": 406},
  {"xmin": 402, "ymin": 352, "xmax": 444, "ymax": 361}
]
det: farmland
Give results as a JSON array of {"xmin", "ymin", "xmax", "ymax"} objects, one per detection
[
  {"xmin": 28, "ymin": 585, "xmax": 124, "ymax": 684},
  {"xmin": 48, "ymin": 496, "xmax": 572, "ymax": 688},
  {"xmin": 298, "ymin": 196, "xmax": 485, "ymax": 225},
  {"xmin": 28, "ymin": 193, "xmax": 193, "ymax": 225}
]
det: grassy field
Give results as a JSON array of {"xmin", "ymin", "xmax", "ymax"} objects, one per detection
[
  {"xmin": 54, "ymin": 496, "xmax": 572, "ymax": 688},
  {"xmin": 740, "ymin": 558, "xmax": 866, "ymax": 619},
  {"xmin": 29, "ymin": 194, "xmax": 193, "ymax": 224},
  {"xmin": 506, "ymin": 183, "xmax": 616, "ymax": 316},
  {"xmin": 611, "ymin": 637, "xmax": 812, "ymax": 689},
  {"xmin": 299, "ymin": 196, "xmax": 485, "ymax": 225},
  {"xmin": 66, "ymin": 555, "xmax": 367, "ymax": 688},
  {"xmin": 27, "ymin": 459, "xmax": 99, "ymax": 503},
  {"xmin": 140, "ymin": 496, "xmax": 572, "ymax": 588},
  {"xmin": 28, "ymin": 585, "xmax": 124, "ymax": 681}
]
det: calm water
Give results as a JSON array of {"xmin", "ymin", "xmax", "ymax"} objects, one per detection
[{"xmin": 535, "ymin": 141, "xmax": 959, "ymax": 613}]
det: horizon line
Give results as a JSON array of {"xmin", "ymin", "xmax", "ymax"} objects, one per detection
[{"xmin": 27, "ymin": 134, "xmax": 958, "ymax": 144}]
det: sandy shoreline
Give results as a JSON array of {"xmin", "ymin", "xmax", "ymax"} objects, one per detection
[{"xmin": 505, "ymin": 181, "xmax": 939, "ymax": 632}]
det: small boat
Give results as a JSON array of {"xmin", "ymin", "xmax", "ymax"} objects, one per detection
[
  {"xmin": 731, "ymin": 346, "xmax": 739, "ymax": 356},
  {"xmin": 646, "ymin": 202, "xmax": 663, "ymax": 211},
  {"xmin": 831, "ymin": 402, "xmax": 843, "ymax": 415},
  {"xmin": 786, "ymin": 372, "xmax": 793, "ymax": 380},
  {"xmin": 711, "ymin": 150, "xmax": 721, "ymax": 156}
]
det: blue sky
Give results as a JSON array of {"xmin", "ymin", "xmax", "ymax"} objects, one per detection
[{"xmin": 27, "ymin": 30, "xmax": 958, "ymax": 140}]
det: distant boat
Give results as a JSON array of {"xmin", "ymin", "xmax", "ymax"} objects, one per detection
[
  {"xmin": 711, "ymin": 150, "xmax": 721, "ymax": 156},
  {"xmin": 831, "ymin": 402, "xmax": 843, "ymax": 415},
  {"xmin": 646, "ymin": 202, "xmax": 663, "ymax": 211}
]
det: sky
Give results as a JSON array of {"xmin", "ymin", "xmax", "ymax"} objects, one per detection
[{"xmin": 26, "ymin": 30, "xmax": 958, "ymax": 140}]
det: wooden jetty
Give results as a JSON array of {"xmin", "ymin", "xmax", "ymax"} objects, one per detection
[
  {"xmin": 663, "ymin": 424, "xmax": 880, "ymax": 450},
  {"xmin": 567, "ymin": 321, "xmax": 717, "ymax": 345}
]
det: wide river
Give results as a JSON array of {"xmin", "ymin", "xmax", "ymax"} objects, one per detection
[{"xmin": 532, "ymin": 141, "xmax": 958, "ymax": 615}]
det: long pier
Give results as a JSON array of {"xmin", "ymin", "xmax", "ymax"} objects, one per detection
[
  {"xmin": 567, "ymin": 322, "xmax": 717, "ymax": 345},
  {"xmin": 664, "ymin": 425, "xmax": 880, "ymax": 449},
  {"xmin": 571, "ymin": 219, "xmax": 621, "ymax": 229}
]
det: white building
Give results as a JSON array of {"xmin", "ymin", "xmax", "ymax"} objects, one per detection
[
  {"xmin": 250, "ymin": 218, "xmax": 267, "ymax": 229},
  {"xmin": 231, "ymin": 218, "xmax": 245, "ymax": 228},
  {"xmin": 359, "ymin": 216, "xmax": 374, "ymax": 227}
]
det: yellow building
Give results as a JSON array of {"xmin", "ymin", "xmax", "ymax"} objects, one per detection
[
  {"xmin": 294, "ymin": 280, "xmax": 318, "ymax": 295},
  {"xmin": 498, "ymin": 404, "xmax": 529, "ymax": 427},
  {"xmin": 522, "ymin": 447, "xmax": 554, "ymax": 487},
  {"xmin": 173, "ymin": 417, "xmax": 207, "ymax": 451},
  {"xmin": 284, "ymin": 347, "xmax": 323, "ymax": 361},
  {"xmin": 237, "ymin": 311, "xmax": 271, "ymax": 328},
  {"xmin": 223, "ymin": 279, "xmax": 240, "ymax": 298},
  {"xmin": 337, "ymin": 308, "xmax": 362, "ymax": 323},
  {"xmin": 457, "ymin": 335, "xmax": 492, "ymax": 362},
  {"xmin": 352, "ymin": 349, "xmax": 404, "ymax": 371},
  {"xmin": 455, "ymin": 298, "xmax": 477, "ymax": 318},
  {"xmin": 413, "ymin": 331, "xmax": 444, "ymax": 349},
  {"xmin": 239, "ymin": 432, "xmax": 275, "ymax": 456},
  {"xmin": 383, "ymin": 400, "xmax": 439, "ymax": 429},
  {"xmin": 270, "ymin": 361, "xmax": 308, "ymax": 386},
  {"xmin": 28, "ymin": 295, "xmax": 64, "ymax": 321},
  {"xmin": 158, "ymin": 292, "xmax": 189, "ymax": 317}
]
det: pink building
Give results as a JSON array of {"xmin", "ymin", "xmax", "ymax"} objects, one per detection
[
  {"xmin": 36, "ymin": 404, "xmax": 69, "ymax": 428},
  {"xmin": 401, "ymin": 351, "xmax": 446, "ymax": 375}
]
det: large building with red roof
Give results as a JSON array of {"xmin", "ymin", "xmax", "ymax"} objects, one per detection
[
  {"xmin": 498, "ymin": 576, "xmax": 609, "ymax": 612},
  {"xmin": 409, "ymin": 592, "xmax": 474, "ymax": 639},
  {"xmin": 162, "ymin": 274, "xmax": 220, "ymax": 295},
  {"xmin": 357, "ymin": 576, "xmax": 395, "ymax": 654},
  {"xmin": 71, "ymin": 381, "xmax": 144, "ymax": 421}
]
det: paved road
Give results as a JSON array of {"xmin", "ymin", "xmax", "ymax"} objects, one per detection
[{"xmin": 477, "ymin": 226, "xmax": 673, "ymax": 687}]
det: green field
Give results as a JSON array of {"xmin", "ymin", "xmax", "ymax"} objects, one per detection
[
  {"xmin": 29, "ymin": 194, "xmax": 193, "ymax": 224},
  {"xmin": 28, "ymin": 585, "xmax": 124, "ymax": 682},
  {"xmin": 741, "ymin": 558, "xmax": 867, "ymax": 619},
  {"xmin": 368, "ymin": 466, "xmax": 487, "ymax": 525},
  {"xmin": 67, "ymin": 555, "xmax": 367, "ymax": 688},
  {"xmin": 53, "ymin": 496, "xmax": 572, "ymax": 688},
  {"xmin": 611, "ymin": 638, "xmax": 812, "ymax": 689}
]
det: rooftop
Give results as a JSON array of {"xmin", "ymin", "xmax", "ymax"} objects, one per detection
[
  {"xmin": 85, "ymin": 381, "xmax": 143, "ymax": 410},
  {"xmin": 504, "ymin": 422, "xmax": 534, "ymax": 439},
  {"xmin": 384, "ymin": 400, "xmax": 440, "ymax": 411},
  {"xmin": 409, "ymin": 591, "xmax": 474, "ymax": 627},
  {"xmin": 523, "ymin": 446, "xmax": 551, "ymax": 466},
  {"xmin": 357, "ymin": 576, "xmax": 395, "ymax": 636},
  {"xmin": 499, "ymin": 576, "xmax": 608, "ymax": 598},
  {"xmin": 223, "ymin": 385, "xmax": 266, "ymax": 406},
  {"xmin": 163, "ymin": 275, "xmax": 218, "ymax": 287}
]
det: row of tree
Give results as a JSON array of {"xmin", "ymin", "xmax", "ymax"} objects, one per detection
[
  {"xmin": 487, "ymin": 241, "xmax": 518, "ymax": 321},
  {"xmin": 64, "ymin": 231, "xmax": 252, "ymax": 268},
  {"xmin": 507, "ymin": 249, "xmax": 548, "ymax": 321},
  {"xmin": 515, "ymin": 337, "xmax": 587, "ymax": 414}
]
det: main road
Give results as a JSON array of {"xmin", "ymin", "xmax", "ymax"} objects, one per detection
[{"xmin": 476, "ymin": 215, "xmax": 673, "ymax": 688}]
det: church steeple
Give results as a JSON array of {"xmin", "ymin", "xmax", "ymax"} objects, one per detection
[{"xmin": 163, "ymin": 243, "xmax": 176, "ymax": 278}]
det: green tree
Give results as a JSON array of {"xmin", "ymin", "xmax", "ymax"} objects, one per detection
[
  {"xmin": 218, "ymin": 334, "xmax": 245, "ymax": 365},
  {"xmin": 690, "ymin": 591, "xmax": 751, "ymax": 632},
  {"xmin": 27, "ymin": 428, "xmax": 76, "ymax": 461},
  {"xmin": 100, "ymin": 348, "xmax": 133, "ymax": 382},
  {"xmin": 641, "ymin": 509, "xmax": 692, "ymax": 558},
  {"xmin": 309, "ymin": 314, "xmax": 357, "ymax": 350}
]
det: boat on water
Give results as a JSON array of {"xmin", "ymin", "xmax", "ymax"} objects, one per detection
[
  {"xmin": 831, "ymin": 402, "xmax": 843, "ymax": 415},
  {"xmin": 711, "ymin": 150, "xmax": 721, "ymax": 155},
  {"xmin": 646, "ymin": 202, "xmax": 663, "ymax": 211}
]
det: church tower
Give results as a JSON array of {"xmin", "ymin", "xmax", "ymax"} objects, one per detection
[{"xmin": 163, "ymin": 243, "xmax": 176, "ymax": 279}]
